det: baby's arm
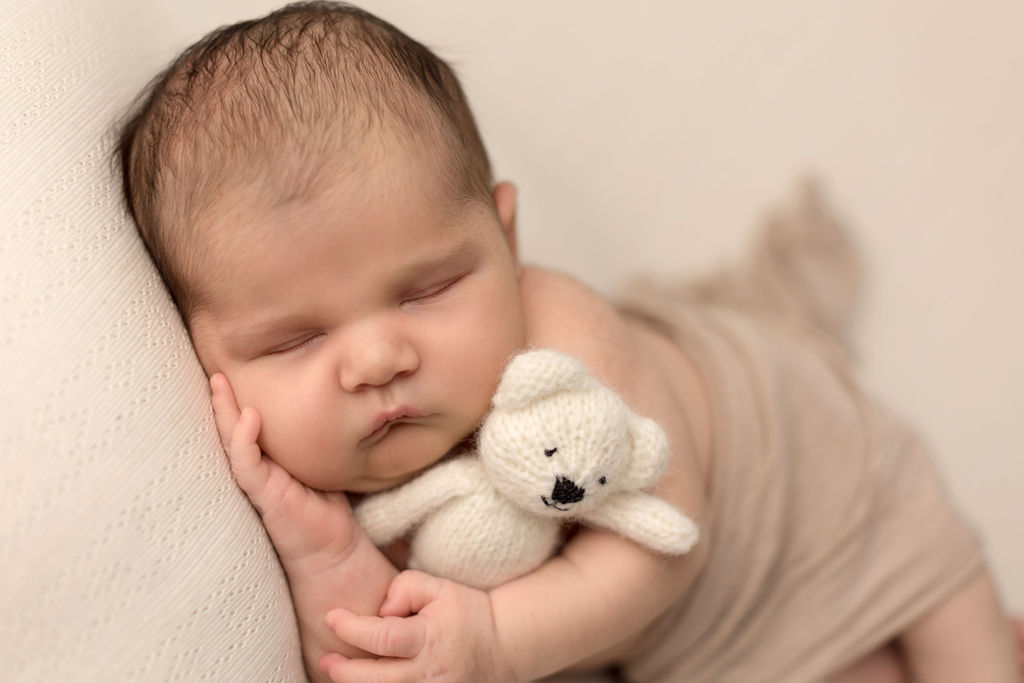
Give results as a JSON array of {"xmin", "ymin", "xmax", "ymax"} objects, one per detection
[
  {"xmin": 321, "ymin": 267, "xmax": 711, "ymax": 681},
  {"xmin": 210, "ymin": 374, "xmax": 397, "ymax": 683},
  {"xmin": 322, "ymin": 532, "xmax": 709, "ymax": 681}
]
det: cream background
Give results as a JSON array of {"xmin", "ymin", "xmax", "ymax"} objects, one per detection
[{"xmin": 1, "ymin": 0, "xmax": 1020, "ymax": 679}]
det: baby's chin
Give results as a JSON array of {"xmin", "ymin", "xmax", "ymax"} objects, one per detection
[{"xmin": 346, "ymin": 470, "xmax": 424, "ymax": 495}]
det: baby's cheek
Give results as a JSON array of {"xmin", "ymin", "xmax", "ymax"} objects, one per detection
[{"xmin": 256, "ymin": 400, "xmax": 333, "ymax": 479}]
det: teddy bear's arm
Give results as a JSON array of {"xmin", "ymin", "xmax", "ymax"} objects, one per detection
[
  {"xmin": 581, "ymin": 492, "xmax": 699, "ymax": 556},
  {"xmin": 353, "ymin": 456, "xmax": 485, "ymax": 546}
]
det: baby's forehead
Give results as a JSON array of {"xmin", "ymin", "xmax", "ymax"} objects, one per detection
[{"xmin": 189, "ymin": 149, "xmax": 479, "ymax": 260}]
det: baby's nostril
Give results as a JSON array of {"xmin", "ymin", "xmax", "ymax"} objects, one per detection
[{"xmin": 551, "ymin": 476, "xmax": 585, "ymax": 505}]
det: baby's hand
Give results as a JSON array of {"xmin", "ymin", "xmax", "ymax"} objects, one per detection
[
  {"xmin": 320, "ymin": 570, "xmax": 517, "ymax": 683},
  {"xmin": 210, "ymin": 373, "xmax": 358, "ymax": 565}
]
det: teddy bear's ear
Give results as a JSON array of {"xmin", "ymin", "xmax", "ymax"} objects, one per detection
[
  {"xmin": 492, "ymin": 349, "xmax": 593, "ymax": 411},
  {"xmin": 620, "ymin": 414, "xmax": 671, "ymax": 490}
]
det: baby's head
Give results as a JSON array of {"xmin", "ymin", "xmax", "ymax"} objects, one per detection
[
  {"xmin": 120, "ymin": 1, "xmax": 495, "ymax": 320},
  {"xmin": 119, "ymin": 2, "xmax": 527, "ymax": 492}
]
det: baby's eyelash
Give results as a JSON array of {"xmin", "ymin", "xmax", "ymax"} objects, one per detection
[
  {"xmin": 264, "ymin": 333, "xmax": 322, "ymax": 356},
  {"xmin": 403, "ymin": 275, "xmax": 464, "ymax": 304}
]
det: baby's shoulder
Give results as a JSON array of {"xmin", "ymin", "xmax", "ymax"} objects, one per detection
[
  {"xmin": 519, "ymin": 266, "xmax": 614, "ymax": 319},
  {"xmin": 518, "ymin": 266, "xmax": 635, "ymax": 381},
  {"xmin": 519, "ymin": 266, "xmax": 712, "ymax": 507}
]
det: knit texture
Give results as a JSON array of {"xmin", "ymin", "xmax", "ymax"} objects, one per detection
[
  {"xmin": 355, "ymin": 349, "xmax": 700, "ymax": 590},
  {"xmin": 1, "ymin": 2, "xmax": 304, "ymax": 680}
]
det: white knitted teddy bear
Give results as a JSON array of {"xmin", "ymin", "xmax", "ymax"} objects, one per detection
[{"xmin": 354, "ymin": 349, "xmax": 700, "ymax": 590}]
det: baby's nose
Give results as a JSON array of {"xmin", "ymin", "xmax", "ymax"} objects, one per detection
[
  {"xmin": 550, "ymin": 476, "xmax": 585, "ymax": 505},
  {"xmin": 338, "ymin": 325, "xmax": 418, "ymax": 391}
]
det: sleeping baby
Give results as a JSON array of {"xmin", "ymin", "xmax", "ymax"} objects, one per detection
[{"xmin": 116, "ymin": 2, "xmax": 1021, "ymax": 681}]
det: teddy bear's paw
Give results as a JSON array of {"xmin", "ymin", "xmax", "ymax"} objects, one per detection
[
  {"xmin": 583, "ymin": 492, "xmax": 700, "ymax": 556},
  {"xmin": 353, "ymin": 456, "xmax": 486, "ymax": 545}
]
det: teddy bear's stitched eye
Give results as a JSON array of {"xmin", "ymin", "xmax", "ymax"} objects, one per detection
[
  {"xmin": 544, "ymin": 447, "xmax": 557, "ymax": 457},
  {"xmin": 599, "ymin": 476, "xmax": 607, "ymax": 485}
]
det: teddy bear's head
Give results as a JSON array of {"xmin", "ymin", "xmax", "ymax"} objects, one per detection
[{"xmin": 478, "ymin": 349, "xmax": 669, "ymax": 518}]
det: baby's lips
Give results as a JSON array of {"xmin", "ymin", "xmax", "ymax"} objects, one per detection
[{"xmin": 361, "ymin": 405, "xmax": 426, "ymax": 443}]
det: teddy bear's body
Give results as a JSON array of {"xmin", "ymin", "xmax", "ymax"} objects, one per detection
[
  {"xmin": 391, "ymin": 456, "xmax": 562, "ymax": 588},
  {"xmin": 355, "ymin": 350, "xmax": 700, "ymax": 590}
]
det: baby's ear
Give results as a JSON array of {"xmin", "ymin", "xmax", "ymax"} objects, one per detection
[
  {"xmin": 492, "ymin": 349, "xmax": 592, "ymax": 411},
  {"xmin": 492, "ymin": 181, "xmax": 519, "ymax": 259},
  {"xmin": 620, "ymin": 415, "xmax": 670, "ymax": 490}
]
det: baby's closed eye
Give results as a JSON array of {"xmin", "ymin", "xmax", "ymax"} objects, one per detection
[
  {"xmin": 400, "ymin": 274, "xmax": 466, "ymax": 305},
  {"xmin": 261, "ymin": 332, "xmax": 325, "ymax": 356}
]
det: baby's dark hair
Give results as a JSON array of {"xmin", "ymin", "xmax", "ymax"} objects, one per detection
[{"xmin": 118, "ymin": 1, "xmax": 493, "ymax": 318}]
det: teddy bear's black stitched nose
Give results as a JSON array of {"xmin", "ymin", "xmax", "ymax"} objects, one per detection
[{"xmin": 551, "ymin": 476, "xmax": 585, "ymax": 505}]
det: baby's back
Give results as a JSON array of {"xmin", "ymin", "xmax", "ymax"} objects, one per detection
[{"xmin": 613, "ymin": 285, "xmax": 982, "ymax": 682}]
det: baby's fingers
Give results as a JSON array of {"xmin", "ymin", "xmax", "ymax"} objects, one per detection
[
  {"xmin": 325, "ymin": 608, "xmax": 424, "ymax": 660},
  {"xmin": 378, "ymin": 570, "xmax": 447, "ymax": 618},
  {"xmin": 227, "ymin": 407, "xmax": 270, "ymax": 495},
  {"xmin": 210, "ymin": 373, "xmax": 241, "ymax": 451},
  {"xmin": 211, "ymin": 375, "xmax": 270, "ymax": 495},
  {"xmin": 319, "ymin": 653, "xmax": 418, "ymax": 683}
]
